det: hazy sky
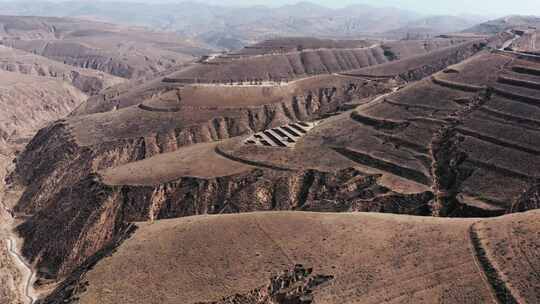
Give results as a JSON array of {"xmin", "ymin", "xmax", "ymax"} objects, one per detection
[
  {"xmin": 136, "ymin": 0, "xmax": 539, "ymax": 17},
  {"xmin": 11, "ymin": 0, "xmax": 540, "ymax": 17}
]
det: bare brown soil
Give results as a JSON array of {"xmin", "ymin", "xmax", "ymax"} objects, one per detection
[
  {"xmin": 474, "ymin": 211, "xmax": 540, "ymax": 303},
  {"xmin": 4, "ymin": 29, "xmax": 540, "ymax": 304},
  {"xmin": 101, "ymin": 142, "xmax": 253, "ymax": 185},
  {"xmin": 0, "ymin": 57, "xmax": 94, "ymax": 304},
  {"xmin": 42, "ymin": 211, "xmax": 540, "ymax": 304},
  {"xmin": 0, "ymin": 69, "xmax": 87, "ymax": 145},
  {"xmin": 0, "ymin": 16, "xmax": 203, "ymax": 79},
  {"xmin": 0, "ymin": 45, "xmax": 125, "ymax": 95},
  {"xmin": 2, "ymin": 37, "xmax": 498, "ymax": 287}
]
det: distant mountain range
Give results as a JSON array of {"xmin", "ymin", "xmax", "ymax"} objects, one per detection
[
  {"xmin": 0, "ymin": 1, "xmax": 497, "ymax": 50},
  {"xmin": 464, "ymin": 15, "xmax": 540, "ymax": 34},
  {"xmin": 384, "ymin": 15, "xmax": 485, "ymax": 39}
]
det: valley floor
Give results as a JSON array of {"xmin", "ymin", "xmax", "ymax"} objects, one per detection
[{"xmin": 0, "ymin": 151, "xmax": 26, "ymax": 304}]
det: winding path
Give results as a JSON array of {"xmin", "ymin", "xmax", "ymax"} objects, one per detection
[
  {"xmin": 6, "ymin": 235, "xmax": 37, "ymax": 304},
  {"xmin": 3, "ymin": 203, "xmax": 37, "ymax": 304}
]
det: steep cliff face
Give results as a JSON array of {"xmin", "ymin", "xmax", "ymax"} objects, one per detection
[
  {"xmin": 0, "ymin": 45, "xmax": 125, "ymax": 95},
  {"xmin": 352, "ymin": 39, "xmax": 487, "ymax": 82},
  {"xmin": 396, "ymin": 42, "xmax": 485, "ymax": 82},
  {"xmin": 0, "ymin": 63, "xmax": 113, "ymax": 94},
  {"xmin": 0, "ymin": 56, "xmax": 103, "ymax": 304},
  {"xmin": 17, "ymin": 167, "xmax": 433, "ymax": 281},
  {"xmin": 3, "ymin": 39, "xmax": 191, "ymax": 79},
  {"xmin": 0, "ymin": 70, "xmax": 87, "ymax": 147}
]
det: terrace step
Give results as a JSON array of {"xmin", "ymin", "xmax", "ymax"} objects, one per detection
[
  {"xmin": 492, "ymin": 86, "xmax": 540, "ymax": 108},
  {"xmin": 456, "ymin": 127, "xmax": 540, "ymax": 156},
  {"xmin": 512, "ymin": 65, "xmax": 540, "ymax": 76},
  {"xmin": 384, "ymin": 98, "xmax": 456, "ymax": 112},
  {"xmin": 497, "ymin": 75, "xmax": 540, "ymax": 90},
  {"xmin": 465, "ymin": 159, "xmax": 539, "ymax": 182},
  {"xmin": 431, "ymin": 76, "xmax": 486, "ymax": 92},
  {"xmin": 456, "ymin": 194, "xmax": 507, "ymax": 217},
  {"xmin": 332, "ymin": 147, "xmax": 432, "ymax": 186},
  {"xmin": 351, "ymin": 111, "xmax": 410, "ymax": 131},
  {"xmin": 244, "ymin": 121, "xmax": 319, "ymax": 148},
  {"xmin": 138, "ymin": 104, "xmax": 181, "ymax": 113},
  {"xmin": 479, "ymin": 106, "xmax": 540, "ymax": 130},
  {"xmin": 374, "ymin": 134, "xmax": 430, "ymax": 154}
]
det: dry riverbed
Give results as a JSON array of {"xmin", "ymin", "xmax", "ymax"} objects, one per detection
[{"xmin": 0, "ymin": 148, "xmax": 33, "ymax": 304}]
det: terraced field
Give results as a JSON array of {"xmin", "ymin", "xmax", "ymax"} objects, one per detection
[
  {"xmin": 4, "ymin": 31, "xmax": 540, "ymax": 304},
  {"xmin": 216, "ymin": 51, "xmax": 540, "ymax": 216}
]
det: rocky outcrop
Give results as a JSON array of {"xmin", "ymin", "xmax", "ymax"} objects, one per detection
[
  {"xmin": 511, "ymin": 184, "xmax": 540, "ymax": 212},
  {"xmin": 199, "ymin": 265, "xmax": 334, "ymax": 304}
]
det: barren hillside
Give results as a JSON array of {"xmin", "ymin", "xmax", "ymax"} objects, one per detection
[
  {"xmin": 0, "ymin": 65, "xmax": 92, "ymax": 304},
  {"xmin": 0, "ymin": 15, "xmax": 539, "ymax": 304},
  {"xmin": 0, "ymin": 45, "xmax": 124, "ymax": 95},
  {"xmin": 0, "ymin": 15, "xmax": 210, "ymax": 304},
  {"xmin": 0, "ymin": 69, "xmax": 87, "ymax": 146},
  {"xmin": 0, "ymin": 16, "xmax": 206, "ymax": 79},
  {"xmin": 43, "ymin": 211, "xmax": 540, "ymax": 304},
  {"xmin": 4, "ymin": 36, "xmax": 499, "ymax": 284}
]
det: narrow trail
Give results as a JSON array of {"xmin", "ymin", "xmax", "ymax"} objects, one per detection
[
  {"xmin": 5, "ymin": 235, "xmax": 37, "ymax": 304},
  {"xmin": 468, "ymin": 222, "xmax": 519, "ymax": 304},
  {"xmin": 467, "ymin": 222, "xmax": 500, "ymax": 304},
  {"xmin": 1, "ymin": 153, "xmax": 38, "ymax": 304}
]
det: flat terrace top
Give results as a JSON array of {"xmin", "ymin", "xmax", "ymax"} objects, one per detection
[
  {"xmin": 436, "ymin": 52, "xmax": 512, "ymax": 86},
  {"xmin": 232, "ymin": 37, "xmax": 375, "ymax": 56},
  {"xmin": 73, "ymin": 37, "xmax": 478, "ymax": 117},
  {"xmin": 100, "ymin": 142, "xmax": 253, "ymax": 185},
  {"xmin": 176, "ymin": 74, "xmax": 362, "ymax": 108},
  {"xmin": 162, "ymin": 38, "xmax": 472, "ymax": 84},
  {"xmin": 67, "ymin": 104, "xmax": 243, "ymax": 147},
  {"xmin": 67, "ymin": 73, "xmax": 372, "ymax": 146}
]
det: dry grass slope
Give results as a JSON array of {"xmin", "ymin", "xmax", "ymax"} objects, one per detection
[{"xmin": 41, "ymin": 211, "xmax": 540, "ymax": 304}]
